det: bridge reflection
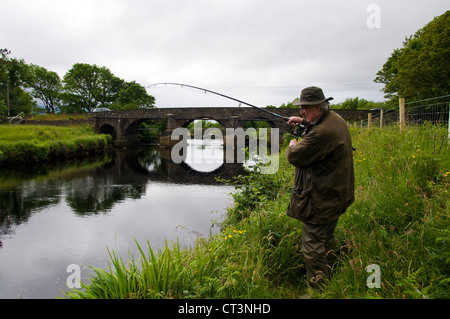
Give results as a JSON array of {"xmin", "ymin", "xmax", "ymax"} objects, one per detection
[
  {"xmin": 0, "ymin": 145, "xmax": 245, "ymax": 241},
  {"xmin": 120, "ymin": 144, "xmax": 246, "ymax": 185}
]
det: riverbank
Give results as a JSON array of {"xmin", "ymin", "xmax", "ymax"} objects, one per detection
[
  {"xmin": 63, "ymin": 125, "xmax": 449, "ymax": 299},
  {"xmin": 0, "ymin": 125, "xmax": 112, "ymax": 168}
]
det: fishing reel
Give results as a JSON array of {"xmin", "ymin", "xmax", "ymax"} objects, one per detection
[
  {"xmin": 284, "ymin": 117, "xmax": 309, "ymax": 139},
  {"xmin": 290, "ymin": 123, "xmax": 307, "ymax": 139}
]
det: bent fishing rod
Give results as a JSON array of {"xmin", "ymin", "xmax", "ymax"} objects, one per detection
[{"xmin": 147, "ymin": 82, "xmax": 306, "ymax": 137}]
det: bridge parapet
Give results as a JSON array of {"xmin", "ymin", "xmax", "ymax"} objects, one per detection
[{"xmin": 24, "ymin": 107, "xmax": 370, "ymax": 147}]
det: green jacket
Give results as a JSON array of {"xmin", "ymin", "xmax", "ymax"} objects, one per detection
[{"xmin": 285, "ymin": 111, "xmax": 355, "ymax": 224}]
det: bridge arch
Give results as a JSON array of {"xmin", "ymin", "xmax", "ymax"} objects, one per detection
[
  {"xmin": 180, "ymin": 117, "xmax": 226, "ymax": 129},
  {"xmin": 99, "ymin": 124, "xmax": 116, "ymax": 140}
]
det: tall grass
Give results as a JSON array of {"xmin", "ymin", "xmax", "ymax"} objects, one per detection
[
  {"xmin": 322, "ymin": 125, "xmax": 449, "ymax": 299},
  {"xmin": 63, "ymin": 125, "xmax": 449, "ymax": 299},
  {"xmin": 0, "ymin": 125, "xmax": 111, "ymax": 167}
]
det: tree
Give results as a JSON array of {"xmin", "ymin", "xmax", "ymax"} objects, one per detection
[
  {"xmin": 92, "ymin": 66, "xmax": 124, "ymax": 107},
  {"xmin": 27, "ymin": 64, "xmax": 62, "ymax": 114},
  {"xmin": 375, "ymin": 11, "xmax": 450, "ymax": 103},
  {"xmin": 62, "ymin": 63, "xmax": 114, "ymax": 112},
  {"xmin": 62, "ymin": 63, "xmax": 155, "ymax": 112},
  {"xmin": 333, "ymin": 97, "xmax": 385, "ymax": 110},
  {"xmin": 112, "ymin": 81, "xmax": 155, "ymax": 110},
  {"xmin": 0, "ymin": 50, "xmax": 35, "ymax": 116}
]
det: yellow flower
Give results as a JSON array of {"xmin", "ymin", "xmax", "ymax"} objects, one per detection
[
  {"xmin": 444, "ymin": 171, "xmax": 450, "ymax": 177},
  {"xmin": 412, "ymin": 155, "xmax": 416, "ymax": 158}
]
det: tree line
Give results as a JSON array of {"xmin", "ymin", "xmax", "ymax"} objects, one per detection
[{"xmin": 0, "ymin": 50, "xmax": 155, "ymax": 117}]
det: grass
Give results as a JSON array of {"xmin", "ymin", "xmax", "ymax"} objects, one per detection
[
  {"xmin": 63, "ymin": 125, "xmax": 449, "ymax": 299},
  {"xmin": 27, "ymin": 114, "xmax": 90, "ymax": 121},
  {"xmin": 0, "ymin": 124, "xmax": 112, "ymax": 167}
]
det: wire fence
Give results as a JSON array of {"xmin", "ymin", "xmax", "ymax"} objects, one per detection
[
  {"xmin": 405, "ymin": 101, "xmax": 449, "ymax": 125},
  {"xmin": 357, "ymin": 95, "xmax": 450, "ymax": 128}
]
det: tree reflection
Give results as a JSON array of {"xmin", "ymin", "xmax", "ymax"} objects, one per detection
[{"xmin": 0, "ymin": 145, "xmax": 245, "ymax": 240}]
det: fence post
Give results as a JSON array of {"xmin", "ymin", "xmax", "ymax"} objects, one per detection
[
  {"xmin": 448, "ymin": 102, "xmax": 450, "ymax": 144},
  {"xmin": 399, "ymin": 96, "xmax": 405, "ymax": 130},
  {"xmin": 380, "ymin": 109, "xmax": 384, "ymax": 128},
  {"xmin": 368, "ymin": 113, "xmax": 372, "ymax": 128}
]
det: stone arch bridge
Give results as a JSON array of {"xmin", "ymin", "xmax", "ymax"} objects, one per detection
[
  {"xmin": 92, "ymin": 107, "xmax": 369, "ymax": 147},
  {"xmin": 24, "ymin": 107, "xmax": 370, "ymax": 147}
]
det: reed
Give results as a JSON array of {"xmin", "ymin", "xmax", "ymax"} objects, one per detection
[{"xmin": 63, "ymin": 125, "xmax": 449, "ymax": 299}]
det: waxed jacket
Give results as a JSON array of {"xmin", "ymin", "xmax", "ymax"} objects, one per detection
[{"xmin": 285, "ymin": 111, "xmax": 355, "ymax": 224}]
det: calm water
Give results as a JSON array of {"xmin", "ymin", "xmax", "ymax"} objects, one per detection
[{"xmin": 0, "ymin": 140, "xmax": 244, "ymax": 299}]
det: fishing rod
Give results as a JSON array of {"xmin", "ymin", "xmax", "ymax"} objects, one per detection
[{"xmin": 147, "ymin": 82, "xmax": 306, "ymax": 137}]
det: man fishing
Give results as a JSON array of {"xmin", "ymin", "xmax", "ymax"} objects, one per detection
[{"xmin": 285, "ymin": 86, "xmax": 355, "ymax": 290}]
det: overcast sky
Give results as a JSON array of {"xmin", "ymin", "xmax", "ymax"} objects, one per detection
[{"xmin": 1, "ymin": 0, "xmax": 448, "ymax": 107}]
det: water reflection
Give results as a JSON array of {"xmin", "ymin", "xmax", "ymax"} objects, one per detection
[
  {"xmin": 184, "ymin": 139, "xmax": 224, "ymax": 172},
  {"xmin": 0, "ymin": 141, "xmax": 243, "ymax": 298},
  {"xmin": 0, "ymin": 142, "xmax": 244, "ymax": 224}
]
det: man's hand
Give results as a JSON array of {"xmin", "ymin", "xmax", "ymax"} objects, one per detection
[
  {"xmin": 289, "ymin": 138, "xmax": 298, "ymax": 146},
  {"xmin": 287, "ymin": 116, "xmax": 304, "ymax": 126}
]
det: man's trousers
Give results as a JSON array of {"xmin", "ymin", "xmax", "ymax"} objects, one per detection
[{"xmin": 301, "ymin": 218, "xmax": 339, "ymax": 289}]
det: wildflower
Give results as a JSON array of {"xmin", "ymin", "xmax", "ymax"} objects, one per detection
[
  {"xmin": 412, "ymin": 155, "xmax": 416, "ymax": 158},
  {"xmin": 445, "ymin": 171, "xmax": 450, "ymax": 177}
]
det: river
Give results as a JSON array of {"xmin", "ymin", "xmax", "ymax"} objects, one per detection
[{"xmin": 0, "ymin": 140, "xmax": 244, "ymax": 299}]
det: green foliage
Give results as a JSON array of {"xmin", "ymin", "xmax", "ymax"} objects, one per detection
[
  {"xmin": 61, "ymin": 63, "xmax": 155, "ymax": 113},
  {"xmin": 113, "ymin": 81, "xmax": 155, "ymax": 110},
  {"xmin": 217, "ymin": 161, "xmax": 291, "ymax": 223},
  {"xmin": 62, "ymin": 63, "xmax": 124, "ymax": 112},
  {"xmin": 0, "ymin": 125, "xmax": 111, "ymax": 167},
  {"xmin": 0, "ymin": 50, "xmax": 35, "ymax": 116},
  {"xmin": 321, "ymin": 126, "xmax": 449, "ymax": 299},
  {"xmin": 333, "ymin": 97, "xmax": 386, "ymax": 110},
  {"xmin": 375, "ymin": 11, "xmax": 450, "ymax": 103},
  {"xmin": 1, "ymin": 49, "xmax": 155, "ymax": 116},
  {"xmin": 27, "ymin": 64, "xmax": 62, "ymax": 114}
]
